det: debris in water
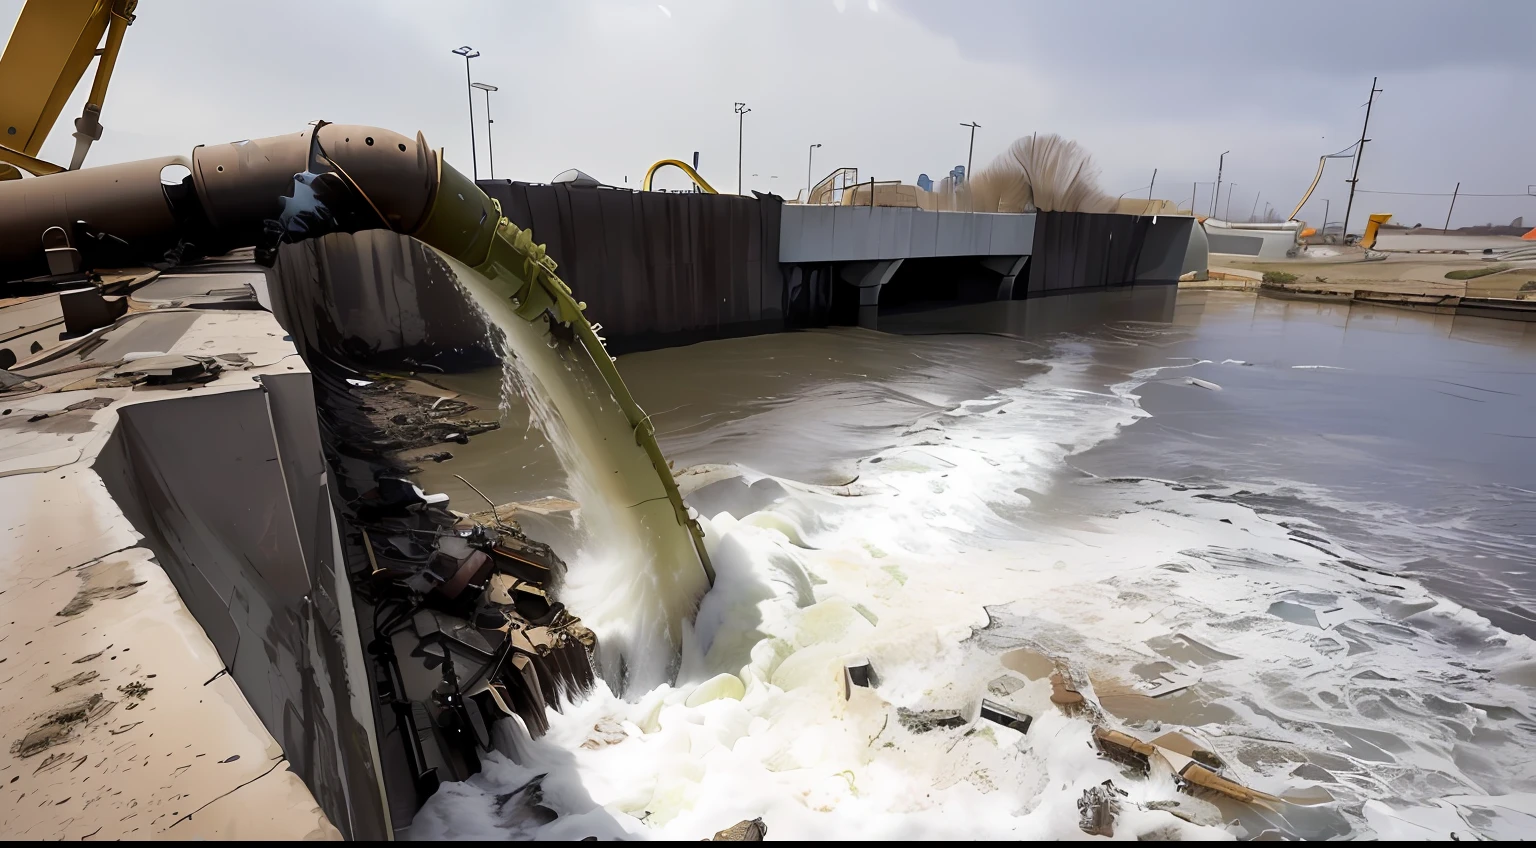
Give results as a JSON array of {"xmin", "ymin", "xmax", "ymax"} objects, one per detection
[
  {"xmin": 493, "ymin": 774, "xmax": 557, "ymax": 827},
  {"xmin": 896, "ymin": 707, "xmax": 968, "ymax": 734},
  {"xmin": 711, "ymin": 818, "xmax": 767, "ymax": 841},
  {"xmin": 1077, "ymin": 780, "xmax": 1126, "ymax": 836},
  {"xmin": 1093, "ymin": 727, "xmax": 1279, "ymax": 805},
  {"xmin": 1186, "ymin": 377, "xmax": 1222, "ymax": 391},
  {"xmin": 843, "ymin": 657, "xmax": 877, "ymax": 699},
  {"xmin": 1142, "ymin": 668, "xmax": 1200, "ymax": 698},
  {"xmin": 978, "ymin": 699, "xmax": 1033, "ymax": 733},
  {"xmin": 117, "ymin": 680, "xmax": 152, "ymax": 700},
  {"xmin": 986, "ymin": 674, "xmax": 1026, "ymax": 697},
  {"xmin": 1149, "ymin": 731, "xmax": 1224, "ymax": 770}
]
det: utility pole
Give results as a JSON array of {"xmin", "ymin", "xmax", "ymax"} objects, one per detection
[
  {"xmin": 734, "ymin": 102, "xmax": 750, "ymax": 195},
  {"xmin": 1341, "ymin": 76, "xmax": 1382, "ymax": 241},
  {"xmin": 471, "ymin": 82, "xmax": 498, "ymax": 180},
  {"xmin": 1212, "ymin": 150, "xmax": 1229, "ymax": 218},
  {"xmin": 1250, "ymin": 192, "xmax": 1261, "ymax": 222},
  {"xmin": 1443, "ymin": 181, "xmax": 1460, "ymax": 232},
  {"xmin": 1148, "ymin": 168, "xmax": 1157, "ymax": 202},
  {"xmin": 1322, "ymin": 198, "xmax": 1331, "ymax": 240},
  {"xmin": 452, "ymin": 46, "xmax": 481, "ymax": 180},
  {"xmin": 807, "ymin": 142, "xmax": 821, "ymax": 200},
  {"xmin": 1225, "ymin": 183, "xmax": 1237, "ymax": 220},
  {"xmin": 960, "ymin": 121, "xmax": 981, "ymax": 184}
]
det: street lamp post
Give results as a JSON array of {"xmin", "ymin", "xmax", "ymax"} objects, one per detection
[
  {"xmin": 471, "ymin": 82, "xmax": 499, "ymax": 180},
  {"xmin": 960, "ymin": 121, "xmax": 981, "ymax": 184},
  {"xmin": 734, "ymin": 102, "xmax": 750, "ymax": 195},
  {"xmin": 806, "ymin": 143, "xmax": 821, "ymax": 201},
  {"xmin": 452, "ymin": 46, "xmax": 481, "ymax": 180},
  {"xmin": 1211, "ymin": 150, "xmax": 1229, "ymax": 218},
  {"xmin": 1224, "ymin": 183, "xmax": 1236, "ymax": 220}
]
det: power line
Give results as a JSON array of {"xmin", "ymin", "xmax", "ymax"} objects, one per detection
[{"xmin": 1356, "ymin": 189, "xmax": 1535, "ymax": 197}]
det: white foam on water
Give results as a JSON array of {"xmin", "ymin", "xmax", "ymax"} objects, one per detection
[{"xmin": 410, "ymin": 330, "xmax": 1536, "ymax": 841}]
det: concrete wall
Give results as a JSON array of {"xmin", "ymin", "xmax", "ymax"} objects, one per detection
[
  {"xmin": 779, "ymin": 206, "xmax": 1035, "ymax": 263},
  {"xmin": 481, "ymin": 181, "xmax": 785, "ymax": 353},
  {"xmin": 93, "ymin": 355, "xmax": 386, "ymax": 839}
]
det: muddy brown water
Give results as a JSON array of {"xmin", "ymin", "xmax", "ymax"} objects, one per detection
[{"xmin": 417, "ymin": 288, "xmax": 1536, "ymax": 639}]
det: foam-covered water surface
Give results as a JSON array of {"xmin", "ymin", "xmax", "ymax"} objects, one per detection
[{"xmin": 410, "ymin": 290, "xmax": 1536, "ymax": 840}]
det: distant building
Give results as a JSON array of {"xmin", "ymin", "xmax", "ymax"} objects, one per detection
[
  {"xmin": 917, "ymin": 173, "xmax": 933, "ymax": 192},
  {"xmin": 950, "ymin": 164, "xmax": 966, "ymax": 185}
]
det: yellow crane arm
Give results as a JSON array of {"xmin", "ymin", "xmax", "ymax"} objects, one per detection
[
  {"xmin": 641, "ymin": 159, "xmax": 718, "ymax": 194},
  {"xmin": 0, "ymin": 0, "xmax": 136, "ymax": 178}
]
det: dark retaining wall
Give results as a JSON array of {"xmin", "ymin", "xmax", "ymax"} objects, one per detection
[{"xmin": 480, "ymin": 181, "xmax": 785, "ymax": 354}]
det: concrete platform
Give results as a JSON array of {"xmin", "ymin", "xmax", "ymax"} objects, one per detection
[{"xmin": 0, "ymin": 290, "xmax": 359, "ymax": 838}]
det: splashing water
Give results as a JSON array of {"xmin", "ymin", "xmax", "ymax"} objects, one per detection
[
  {"xmin": 440, "ymin": 251, "xmax": 708, "ymax": 693},
  {"xmin": 409, "ymin": 298, "xmax": 1536, "ymax": 839}
]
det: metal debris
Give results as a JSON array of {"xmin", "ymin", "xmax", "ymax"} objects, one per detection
[
  {"xmin": 1093, "ymin": 727, "xmax": 1279, "ymax": 806},
  {"xmin": 1077, "ymin": 780, "xmax": 1126, "ymax": 837},
  {"xmin": 978, "ymin": 699, "xmax": 1032, "ymax": 734},
  {"xmin": 843, "ymin": 657, "xmax": 876, "ymax": 699}
]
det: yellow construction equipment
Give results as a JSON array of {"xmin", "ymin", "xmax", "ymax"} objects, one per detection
[
  {"xmin": 0, "ymin": 0, "xmax": 137, "ymax": 178},
  {"xmin": 1361, "ymin": 213, "xmax": 1392, "ymax": 251},
  {"xmin": 641, "ymin": 158, "xmax": 718, "ymax": 194}
]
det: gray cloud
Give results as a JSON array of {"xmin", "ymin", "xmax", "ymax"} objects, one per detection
[{"xmin": 2, "ymin": 0, "xmax": 1529, "ymax": 229}]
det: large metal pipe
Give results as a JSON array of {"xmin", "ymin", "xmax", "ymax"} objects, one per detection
[
  {"xmin": 0, "ymin": 154, "xmax": 186, "ymax": 265},
  {"xmin": 0, "ymin": 122, "xmax": 495, "ymax": 273}
]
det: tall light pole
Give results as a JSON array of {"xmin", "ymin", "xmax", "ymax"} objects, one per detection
[
  {"xmin": 452, "ymin": 46, "xmax": 481, "ymax": 180},
  {"xmin": 1224, "ymin": 183, "xmax": 1236, "ymax": 220},
  {"xmin": 806, "ymin": 142, "xmax": 821, "ymax": 200},
  {"xmin": 960, "ymin": 121, "xmax": 981, "ymax": 184},
  {"xmin": 471, "ymin": 82, "xmax": 499, "ymax": 180},
  {"xmin": 1211, "ymin": 150, "xmax": 1229, "ymax": 218},
  {"xmin": 1147, "ymin": 168, "xmax": 1157, "ymax": 202},
  {"xmin": 734, "ymin": 102, "xmax": 750, "ymax": 195}
]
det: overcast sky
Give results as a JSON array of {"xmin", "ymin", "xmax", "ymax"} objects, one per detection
[{"xmin": 4, "ymin": 0, "xmax": 1531, "ymax": 228}]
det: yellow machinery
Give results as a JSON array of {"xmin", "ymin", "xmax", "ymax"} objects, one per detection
[
  {"xmin": 641, "ymin": 158, "xmax": 718, "ymax": 193},
  {"xmin": 1361, "ymin": 213, "xmax": 1392, "ymax": 251},
  {"xmin": 0, "ymin": 0, "xmax": 136, "ymax": 179}
]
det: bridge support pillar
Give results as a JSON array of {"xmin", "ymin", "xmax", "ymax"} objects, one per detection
[
  {"xmin": 839, "ymin": 259, "xmax": 903, "ymax": 329},
  {"xmin": 981, "ymin": 254, "xmax": 1030, "ymax": 300}
]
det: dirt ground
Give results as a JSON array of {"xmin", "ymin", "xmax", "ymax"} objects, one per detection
[{"xmin": 1220, "ymin": 234, "xmax": 1536, "ymax": 297}]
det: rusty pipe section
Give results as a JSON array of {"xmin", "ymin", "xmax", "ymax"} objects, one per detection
[{"xmin": 0, "ymin": 123, "xmax": 498, "ymax": 271}]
